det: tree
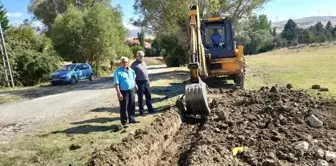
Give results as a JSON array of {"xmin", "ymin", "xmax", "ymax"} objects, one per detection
[
  {"xmin": 4, "ymin": 25, "xmax": 60, "ymax": 86},
  {"xmin": 51, "ymin": 3, "xmax": 126, "ymax": 75},
  {"xmin": 28, "ymin": 0, "xmax": 110, "ymax": 33},
  {"xmin": 133, "ymin": 0, "xmax": 270, "ymax": 66},
  {"xmin": 282, "ymin": 19, "xmax": 298, "ymax": 44},
  {"xmin": 51, "ymin": 6, "xmax": 86, "ymax": 62},
  {"xmin": 236, "ymin": 14, "xmax": 274, "ymax": 54},
  {"xmin": 301, "ymin": 29, "xmax": 314, "ymax": 44},
  {"xmin": 332, "ymin": 27, "xmax": 336, "ymax": 40},
  {"xmin": 325, "ymin": 21, "xmax": 333, "ymax": 41},
  {"xmin": 0, "ymin": 2, "xmax": 9, "ymax": 30},
  {"xmin": 137, "ymin": 28, "xmax": 145, "ymax": 48},
  {"xmin": 325, "ymin": 21, "xmax": 332, "ymax": 32},
  {"xmin": 272, "ymin": 27, "xmax": 277, "ymax": 37},
  {"xmin": 130, "ymin": 45, "xmax": 145, "ymax": 57},
  {"xmin": 189, "ymin": 0, "xmax": 270, "ymax": 22},
  {"xmin": 314, "ymin": 22, "xmax": 326, "ymax": 42}
]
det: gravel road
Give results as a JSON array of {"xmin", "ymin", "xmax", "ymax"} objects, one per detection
[{"xmin": 0, "ymin": 65, "xmax": 168, "ymax": 143}]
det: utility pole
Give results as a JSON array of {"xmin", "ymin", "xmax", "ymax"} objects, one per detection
[{"xmin": 0, "ymin": 24, "xmax": 14, "ymax": 88}]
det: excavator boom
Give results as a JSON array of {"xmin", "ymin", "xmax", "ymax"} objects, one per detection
[{"xmin": 184, "ymin": 5, "xmax": 211, "ymax": 116}]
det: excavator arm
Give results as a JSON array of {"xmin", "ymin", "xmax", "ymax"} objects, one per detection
[{"xmin": 184, "ymin": 5, "xmax": 211, "ymax": 116}]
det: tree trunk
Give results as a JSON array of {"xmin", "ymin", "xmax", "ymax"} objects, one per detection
[
  {"xmin": 95, "ymin": 57, "xmax": 100, "ymax": 76},
  {"xmin": 110, "ymin": 60, "xmax": 114, "ymax": 70}
]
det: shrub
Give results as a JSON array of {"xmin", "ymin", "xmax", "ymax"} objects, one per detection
[
  {"xmin": 116, "ymin": 44, "xmax": 133, "ymax": 59},
  {"xmin": 130, "ymin": 45, "xmax": 145, "ymax": 58},
  {"xmin": 13, "ymin": 50, "xmax": 61, "ymax": 86}
]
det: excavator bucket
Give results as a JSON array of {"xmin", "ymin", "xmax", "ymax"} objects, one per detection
[{"xmin": 185, "ymin": 81, "xmax": 210, "ymax": 115}]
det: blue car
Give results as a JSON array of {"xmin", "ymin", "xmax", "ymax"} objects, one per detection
[{"xmin": 49, "ymin": 63, "xmax": 95, "ymax": 85}]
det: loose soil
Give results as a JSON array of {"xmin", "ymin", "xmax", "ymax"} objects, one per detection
[{"xmin": 89, "ymin": 86, "xmax": 336, "ymax": 166}]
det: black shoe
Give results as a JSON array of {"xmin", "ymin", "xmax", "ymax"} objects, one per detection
[
  {"xmin": 129, "ymin": 120, "xmax": 140, "ymax": 124},
  {"xmin": 140, "ymin": 112, "xmax": 147, "ymax": 116}
]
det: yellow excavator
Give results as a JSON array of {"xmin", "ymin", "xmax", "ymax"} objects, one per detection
[{"xmin": 183, "ymin": 5, "xmax": 245, "ymax": 116}]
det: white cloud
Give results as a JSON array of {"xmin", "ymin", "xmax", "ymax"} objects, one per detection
[
  {"xmin": 123, "ymin": 21, "xmax": 141, "ymax": 37},
  {"xmin": 6, "ymin": 12, "xmax": 23, "ymax": 18},
  {"xmin": 32, "ymin": 20, "xmax": 44, "ymax": 28},
  {"xmin": 123, "ymin": 21, "xmax": 140, "ymax": 31}
]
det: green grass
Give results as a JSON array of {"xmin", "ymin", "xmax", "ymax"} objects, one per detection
[
  {"xmin": 0, "ymin": 95, "xmax": 21, "ymax": 104},
  {"xmin": 245, "ymin": 47, "xmax": 336, "ymax": 97}
]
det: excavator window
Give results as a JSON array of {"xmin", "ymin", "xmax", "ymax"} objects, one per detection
[
  {"xmin": 208, "ymin": 28, "xmax": 224, "ymax": 48},
  {"xmin": 201, "ymin": 20, "xmax": 235, "ymax": 58}
]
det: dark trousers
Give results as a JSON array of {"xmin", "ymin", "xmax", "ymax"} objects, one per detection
[
  {"xmin": 136, "ymin": 80, "xmax": 153, "ymax": 114},
  {"xmin": 119, "ymin": 89, "xmax": 135, "ymax": 125}
]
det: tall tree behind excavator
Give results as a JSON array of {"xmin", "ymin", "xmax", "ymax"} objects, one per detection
[{"xmin": 133, "ymin": 0, "xmax": 270, "ymax": 66}]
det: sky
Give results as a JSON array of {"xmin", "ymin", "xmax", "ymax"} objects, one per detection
[{"xmin": 1, "ymin": 0, "xmax": 336, "ymax": 36}]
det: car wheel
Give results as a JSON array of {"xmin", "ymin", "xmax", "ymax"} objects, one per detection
[
  {"xmin": 70, "ymin": 76, "xmax": 77, "ymax": 84},
  {"xmin": 51, "ymin": 82, "xmax": 57, "ymax": 86},
  {"xmin": 89, "ymin": 74, "xmax": 94, "ymax": 81}
]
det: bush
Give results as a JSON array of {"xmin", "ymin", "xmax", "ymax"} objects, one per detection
[
  {"xmin": 14, "ymin": 50, "xmax": 61, "ymax": 86},
  {"xmin": 130, "ymin": 45, "xmax": 145, "ymax": 57},
  {"xmin": 144, "ymin": 48, "xmax": 158, "ymax": 57},
  {"xmin": 116, "ymin": 44, "xmax": 133, "ymax": 59},
  {"xmin": 3, "ymin": 25, "xmax": 62, "ymax": 87},
  {"xmin": 157, "ymin": 35, "xmax": 187, "ymax": 67}
]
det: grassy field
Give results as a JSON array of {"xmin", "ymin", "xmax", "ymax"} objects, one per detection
[
  {"xmin": 245, "ymin": 47, "xmax": 336, "ymax": 97},
  {"xmin": 0, "ymin": 68, "xmax": 187, "ymax": 166}
]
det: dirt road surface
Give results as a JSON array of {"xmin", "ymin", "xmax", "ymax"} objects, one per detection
[{"xmin": 0, "ymin": 65, "xmax": 169, "ymax": 143}]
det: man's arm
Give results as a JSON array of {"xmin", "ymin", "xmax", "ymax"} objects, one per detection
[
  {"xmin": 114, "ymin": 71, "xmax": 123, "ymax": 100},
  {"xmin": 115, "ymin": 84, "xmax": 122, "ymax": 95},
  {"xmin": 133, "ymin": 70, "xmax": 138, "ymax": 91}
]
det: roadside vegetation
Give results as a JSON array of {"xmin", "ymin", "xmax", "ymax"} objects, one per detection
[{"xmin": 0, "ymin": 0, "xmax": 162, "ymax": 89}]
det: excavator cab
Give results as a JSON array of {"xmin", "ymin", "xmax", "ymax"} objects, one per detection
[
  {"xmin": 201, "ymin": 17, "xmax": 245, "ymax": 85},
  {"xmin": 201, "ymin": 19, "xmax": 235, "ymax": 58}
]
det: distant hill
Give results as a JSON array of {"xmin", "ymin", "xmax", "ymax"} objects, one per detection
[{"xmin": 272, "ymin": 16, "xmax": 336, "ymax": 32}]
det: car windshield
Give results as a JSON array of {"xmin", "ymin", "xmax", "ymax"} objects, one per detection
[{"xmin": 58, "ymin": 65, "xmax": 76, "ymax": 71}]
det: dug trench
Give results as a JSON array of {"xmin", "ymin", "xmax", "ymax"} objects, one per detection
[{"xmin": 89, "ymin": 86, "xmax": 336, "ymax": 166}]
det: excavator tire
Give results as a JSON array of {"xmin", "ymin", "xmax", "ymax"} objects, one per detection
[
  {"xmin": 184, "ymin": 81, "xmax": 211, "ymax": 116},
  {"xmin": 233, "ymin": 57, "xmax": 246, "ymax": 89}
]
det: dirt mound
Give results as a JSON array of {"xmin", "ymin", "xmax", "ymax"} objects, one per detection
[
  {"xmin": 89, "ymin": 109, "xmax": 183, "ymax": 166},
  {"xmin": 88, "ymin": 86, "xmax": 336, "ymax": 166},
  {"xmin": 196, "ymin": 86, "xmax": 336, "ymax": 165}
]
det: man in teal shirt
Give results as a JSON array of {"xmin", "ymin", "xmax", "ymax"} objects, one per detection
[{"xmin": 114, "ymin": 56, "xmax": 139, "ymax": 126}]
